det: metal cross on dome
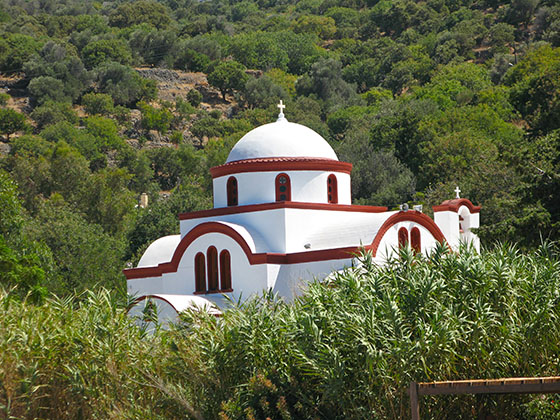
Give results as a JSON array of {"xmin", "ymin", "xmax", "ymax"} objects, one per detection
[
  {"xmin": 277, "ymin": 100, "xmax": 286, "ymax": 121},
  {"xmin": 455, "ymin": 186, "xmax": 461, "ymax": 199}
]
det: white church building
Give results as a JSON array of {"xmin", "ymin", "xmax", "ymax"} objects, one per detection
[{"xmin": 125, "ymin": 103, "xmax": 480, "ymax": 323}]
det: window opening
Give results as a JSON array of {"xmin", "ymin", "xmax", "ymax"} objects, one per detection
[
  {"xmin": 194, "ymin": 252, "xmax": 206, "ymax": 293},
  {"xmin": 327, "ymin": 174, "xmax": 338, "ymax": 204},
  {"xmin": 275, "ymin": 173, "xmax": 291, "ymax": 202},
  {"xmin": 411, "ymin": 227, "xmax": 421, "ymax": 254},
  {"xmin": 398, "ymin": 227, "xmax": 409, "ymax": 248},
  {"xmin": 227, "ymin": 176, "xmax": 238, "ymax": 206},
  {"xmin": 220, "ymin": 250, "xmax": 232, "ymax": 291},
  {"xmin": 207, "ymin": 246, "xmax": 219, "ymax": 292}
]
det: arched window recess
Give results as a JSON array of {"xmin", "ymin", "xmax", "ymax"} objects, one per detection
[
  {"xmin": 327, "ymin": 174, "xmax": 338, "ymax": 204},
  {"xmin": 411, "ymin": 227, "xmax": 421, "ymax": 254},
  {"xmin": 194, "ymin": 252, "xmax": 206, "ymax": 294},
  {"xmin": 227, "ymin": 176, "xmax": 238, "ymax": 206},
  {"xmin": 194, "ymin": 248, "xmax": 233, "ymax": 294},
  {"xmin": 220, "ymin": 250, "xmax": 232, "ymax": 292},
  {"xmin": 275, "ymin": 173, "xmax": 291, "ymax": 202},
  {"xmin": 207, "ymin": 246, "xmax": 219, "ymax": 292},
  {"xmin": 398, "ymin": 227, "xmax": 409, "ymax": 249}
]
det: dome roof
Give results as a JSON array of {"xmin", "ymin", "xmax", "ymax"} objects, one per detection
[
  {"xmin": 226, "ymin": 116, "xmax": 338, "ymax": 163},
  {"xmin": 137, "ymin": 235, "xmax": 181, "ymax": 268}
]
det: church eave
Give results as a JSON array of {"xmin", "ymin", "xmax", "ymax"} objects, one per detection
[
  {"xmin": 178, "ymin": 201, "xmax": 388, "ymax": 221},
  {"xmin": 210, "ymin": 157, "xmax": 352, "ymax": 178},
  {"xmin": 124, "ymin": 211, "xmax": 447, "ymax": 280}
]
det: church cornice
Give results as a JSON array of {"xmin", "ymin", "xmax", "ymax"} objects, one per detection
[
  {"xmin": 124, "ymin": 211, "xmax": 447, "ymax": 280},
  {"xmin": 433, "ymin": 198, "xmax": 481, "ymax": 213},
  {"xmin": 178, "ymin": 201, "xmax": 388, "ymax": 220},
  {"xmin": 210, "ymin": 157, "xmax": 353, "ymax": 178}
]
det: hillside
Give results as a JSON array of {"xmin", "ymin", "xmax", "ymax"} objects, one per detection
[{"xmin": 0, "ymin": 0, "xmax": 559, "ymax": 299}]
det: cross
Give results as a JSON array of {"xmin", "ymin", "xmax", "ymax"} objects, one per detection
[
  {"xmin": 277, "ymin": 100, "xmax": 286, "ymax": 113},
  {"xmin": 454, "ymin": 186, "xmax": 461, "ymax": 199}
]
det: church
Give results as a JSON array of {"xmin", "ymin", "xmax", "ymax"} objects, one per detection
[{"xmin": 125, "ymin": 102, "xmax": 481, "ymax": 324}]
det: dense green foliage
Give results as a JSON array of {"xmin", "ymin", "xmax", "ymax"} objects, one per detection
[
  {"xmin": 1, "ymin": 245, "xmax": 560, "ymax": 419},
  {"xmin": 0, "ymin": 0, "xmax": 559, "ymax": 414},
  {"xmin": 0, "ymin": 0, "xmax": 558, "ymax": 298}
]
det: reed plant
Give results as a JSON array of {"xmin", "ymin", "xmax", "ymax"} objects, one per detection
[
  {"xmin": 1, "ymin": 242, "xmax": 559, "ymax": 419},
  {"xmin": 169, "ymin": 242, "xmax": 560, "ymax": 419},
  {"xmin": 0, "ymin": 289, "xmax": 197, "ymax": 419}
]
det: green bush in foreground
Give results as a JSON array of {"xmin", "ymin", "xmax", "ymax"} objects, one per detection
[
  {"xmin": 1, "ymin": 244, "xmax": 559, "ymax": 419},
  {"xmin": 0, "ymin": 289, "xmax": 197, "ymax": 420},
  {"xmin": 170, "ymin": 242, "xmax": 560, "ymax": 419}
]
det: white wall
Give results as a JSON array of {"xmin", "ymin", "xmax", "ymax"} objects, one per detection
[
  {"xmin": 213, "ymin": 170, "xmax": 351, "ymax": 207},
  {"xmin": 434, "ymin": 210, "xmax": 460, "ymax": 250},
  {"xmin": 434, "ymin": 207, "xmax": 480, "ymax": 251},
  {"xmin": 180, "ymin": 209, "xmax": 286, "ymax": 253},
  {"xmin": 181, "ymin": 208, "xmax": 391, "ymax": 254},
  {"xmin": 284, "ymin": 209, "xmax": 390, "ymax": 253},
  {"xmin": 271, "ymin": 258, "xmax": 353, "ymax": 301},
  {"xmin": 129, "ymin": 232, "xmax": 270, "ymax": 306},
  {"xmin": 127, "ymin": 297, "xmax": 179, "ymax": 331}
]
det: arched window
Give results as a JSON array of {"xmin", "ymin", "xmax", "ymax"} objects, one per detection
[
  {"xmin": 227, "ymin": 176, "xmax": 238, "ymax": 206},
  {"xmin": 219, "ymin": 250, "xmax": 232, "ymax": 291},
  {"xmin": 275, "ymin": 173, "xmax": 291, "ymax": 202},
  {"xmin": 207, "ymin": 246, "xmax": 219, "ymax": 292},
  {"xmin": 398, "ymin": 227, "xmax": 409, "ymax": 248},
  {"xmin": 411, "ymin": 227, "xmax": 421, "ymax": 254},
  {"xmin": 194, "ymin": 252, "xmax": 206, "ymax": 293},
  {"xmin": 327, "ymin": 174, "xmax": 338, "ymax": 204}
]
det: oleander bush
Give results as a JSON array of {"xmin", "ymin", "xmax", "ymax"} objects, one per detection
[{"xmin": 1, "ymin": 243, "xmax": 560, "ymax": 419}]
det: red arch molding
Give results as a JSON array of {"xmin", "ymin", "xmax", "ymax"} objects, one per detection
[
  {"xmin": 126, "ymin": 294, "xmax": 221, "ymax": 317},
  {"xmin": 433, "ymin": 198, "xmax": 481, "ymax": 213},
  {"xmin": 124, "ymin": 213, "xmax": 447, "ymax": 280},
  {"xmin": 368, "ymin": 211, "xmax": 446, "ymax": 256},
  {"xmin": 210, "ymin": 157, "xmax": 353, "ymax": 178},
  {"xmin": 127, "ymin": 294, "xmax": 180, "ymax": 315}
]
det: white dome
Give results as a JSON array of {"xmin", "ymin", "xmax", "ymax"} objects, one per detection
[
  {"xmin": 137, "ymin": 235, "xmax": 181, "ymax": 267},
  {"xmin": 226, "ymin": 118, "xmax": 338, "ymax": 163}
]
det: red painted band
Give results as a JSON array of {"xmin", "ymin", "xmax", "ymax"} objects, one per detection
[
  {"xmin": 124, "ymin": 222, "xmax": 357, "ymax": 279},
  {"xmin": 124, "ymin": 213, "xmax": 448, "ymax": 280},
  {"xmin": 433, "ymin": 198, "xmax": 481, "ymax": 213},
  {"xmin": 210, "ymin": 157, "xmax": 353, "ymax": 178},
  {"xmin": 178, "ymin": 201, "xmax": 388, "ymax": 220}
]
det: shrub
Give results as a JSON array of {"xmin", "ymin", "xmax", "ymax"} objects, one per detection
[
  {"xmin": 0, "ymin": 108, "xmax": 28, "ymax": 141},
  {"xmin": 186, "ymin": 89, "xmax": 203, "ymax": 107},
  {"xmin": 82, "ymin": 92, "xmax": 114, "ymax": 116},
  {"xmin": 138, "ymin": 101, "xmax": 173, "ymax": 134},
  {"xmin": 31, "ymin": 101, "xmax": 79, "ymax": 130},
  {"xmin": 207, "ymin": 60, "xmax": 248, "ymax": 100},
  {"xmin": 0, "ymin": 91, "xmax": 9, "ymax": 106}
]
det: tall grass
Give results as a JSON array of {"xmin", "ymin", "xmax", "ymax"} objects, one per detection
[
  {"xmin": 1, "ymin": 243, "xmax": 559, "ymax": 419},
  {"xmin": 169, "ymin": 242, "xmax": 560, "ymax": 419},
  {"xmin": 0, "ymin": 289, "xmax": 198, "ymax": 419}
]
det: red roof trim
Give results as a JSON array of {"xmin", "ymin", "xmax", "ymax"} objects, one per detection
[
  {"xmin": 125, "ymin": 213, "xmax": 448, "ymax": 281},
  {"xmin": 178, "ymin": 201, "xmax": 388, "ymax": 220},
  {"xmin": 210, "ymin": 157, "xmax": 353, "ymax": 178},
  {"xmin": 433, "ymin": 198, "xmax": 481, "ymax": 213},
  {"xmin": 369, "ymin": 211, "xmax": 446, "ymax": 256},
  {"xmin": 124, "ymin": 222, "xmax": 358, "ymax": 279}
]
